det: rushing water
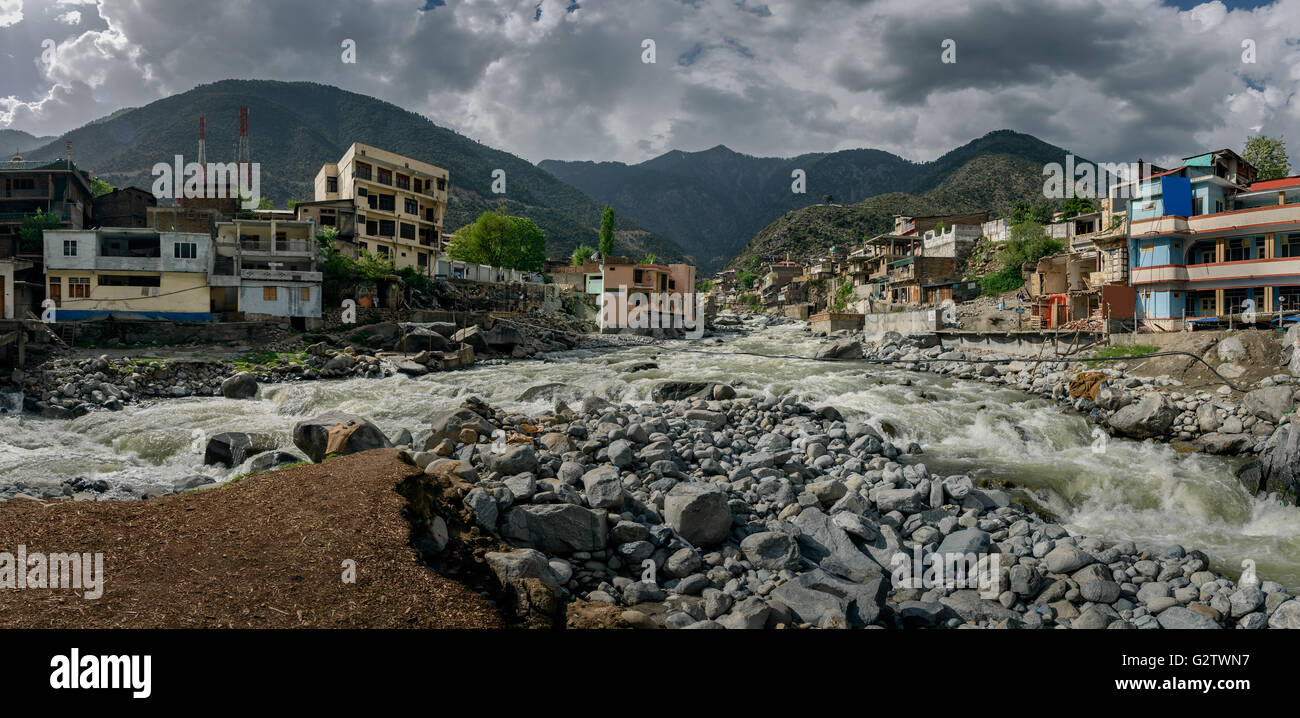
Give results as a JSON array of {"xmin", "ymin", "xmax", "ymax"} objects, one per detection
[{"xmin": 3, "ymin": 322, "xmax": 1299, "ymax": 587}]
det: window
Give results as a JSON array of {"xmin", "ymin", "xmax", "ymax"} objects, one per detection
[
  {"xmin": 63, "ymin": 240, "xmax": 77, "ymax": 256},
  {"xmin": 100, "ymin": 236, "xmax": 160, "ymax": 258},
  {"xmin": 1226, "ymin": 238, "xmax": 1248, "ymax": 262},
  {"xmin": 98, "ymin": 275, "xmax": 161, "ymax": 287},
  {"xmin": 12, "ymin": 178, "xmax": 36, "ymax": 191},
  {"xmin": 1215, "ymin": 200, "xmax": 1224, "ymax": 213},
  {"xmin": 436, "ymin": 178, "xmax": 446, "ymax": 191},
  {"xmin": 174, "ymin": 242, "xmax": 197, "ymax": 259},
  {"xmin": 376, "ymin": 245, "xmax": 391, "ymax": 257},
  {"xmin": 355, "ymin": 162, "xmax": 372, "ymax": 181},
  {"xmin": 396, "ymin": 174, "xmax": 410, "ymax": 190},
  {"xmin": 378, "ymin": 220, "xmax": 395, "ymax": 237},
  {"xmin": 1139, "ymin": 242, "xmax": 1153, "ymax": 254},
  {"xmin": 319, "ymin": 214, "xmax": 336, "ymax": 227},
  {"xmin": 263, "ymin": 286, "xmax": 278, "ymax": 301},
  {"xmin": 357, "ymin": 187, "xmax": 368, "ymax": 197},
  {"xmin": 367, "ymin": 194, "xmax": 378, "ymax": 209},
  {"xmin": 412, "ymin": 178, "xmax": 423, "ymax": 193},
  {"xmin": 70, "ymin": 277, "xmax": 90, "ymax": 298},
  {"xmin": 418, "ymin": 252, "xmax": 428, "ymax": 267},
  {"xmin": 399, "ymin": 222, "xmax": 415, "ymax": 240},
  {"xmin": 404, "ymin": 198, "xmax": 418, "ymax": 215},
  {"xmin": 300, "ymin": 287, "xmax": 311, "ymax": 301},
  {"xmin": 378, "ymin": 194, "xmax": 395, "ymax": 212},
  {"xmin": 377, "ymin": 168, "xmax": 392, "ymax": 186},
  {"xmin": 326, "ymin": 176, "xmax": 338, "ymax": 193},
  {"xmin": 366, "ymin": 220, "xmax": 378, "ymax": 236},
  {"xmin": 1281, "ymin": 234, "xmax": 1300, "ymax": 258}
]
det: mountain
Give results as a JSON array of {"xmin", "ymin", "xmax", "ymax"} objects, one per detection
[
  {"xmin": 540, "ymin": 130, "xmax": 1080, "ymax": 272},
  {"xmin": 0, "ymin": 129, "xmax": 55, "ymax": 156},
  {"xmin": 729, "ymin": 151, "xmax": 1058, "ymax": 269},
  {"xmin": 18, "ymin": 79, "xmax": 689, "ymax": 264}
]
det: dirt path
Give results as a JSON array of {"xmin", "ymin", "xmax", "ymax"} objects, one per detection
[{"xmin": 0, "ymin": 449, "xmax": 502, "ymax": 629}]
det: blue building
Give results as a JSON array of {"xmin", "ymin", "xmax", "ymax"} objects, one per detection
[{"xmin": 1123, "ymin": 149, "xmax": 1300, "ymax": 329}]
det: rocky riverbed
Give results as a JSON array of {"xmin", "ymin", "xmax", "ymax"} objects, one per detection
[
  {"xmin": 816, "ymin": 329, "xmax": 1300, "ymax": 503},
  {"xmin": 317, "ymin": 385, "xmax": 1300, "ymax": 629}
]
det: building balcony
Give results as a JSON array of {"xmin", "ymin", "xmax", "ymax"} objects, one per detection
[
  {"xmin": 1132, "ymin": 257, "xmax": 1300, "ymax": 287},
  {"xmin": 238, "ymin": 238, "xmax": 314, "ymax": 254},
  {"xmin": 240, "ymin": 268, "xmax": 322, "ymax": 283}
]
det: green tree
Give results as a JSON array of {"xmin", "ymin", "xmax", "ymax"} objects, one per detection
[
  {"xmin": 736, "ymin": 269, "xmax": 759, "ymax": 289},
  {"xmin": 1060, "ymin": 196, "xmax": 1095, "ymax": 219},
  {"xmin": 598, "ymin": 205, "xmax": 615, "ymax": 257},
  {"xmin": 746, "ymin": 253, "xmax": 763, "ymax": 272},
  {"xmin": 19, "ymin": 209, "xmax": 61, "ymax": 253},
  {"xmin": 1011, "ymin": 200, "xmax": 1054, "ymax": 225},
  {"xmin": 91, "ymin": 178, "xmax": 115, "ymax": 197},
  {"xmin": 639, "ymin": 253, "xmax": 657, "ymax": 265},
  {"xmin": 447, "ymin": 210, "xmax": 547, "ymax": 271},
  {"xmin": 571, "ymin": 245, "xmax": 596, "ymax": 266},
  {"xmin": 256, "ymin": 196, "xmax": 275, "ymax": 210},
  {"xmin": 979, "ymin": 220, "xmax": 1064, "ymax": 296},
  {"xmin": 1244, "ymin": 135, "xmax": 1290, "ymax": 181}
]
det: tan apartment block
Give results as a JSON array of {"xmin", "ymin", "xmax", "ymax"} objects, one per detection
[{"xmin": 314, "ymin": 142, "xmax": 448, "ymax": 275}]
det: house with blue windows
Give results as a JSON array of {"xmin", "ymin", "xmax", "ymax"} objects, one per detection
[{"xmin": 1122, "ymin": 149, "xmax": 1300, "ymax": 330}]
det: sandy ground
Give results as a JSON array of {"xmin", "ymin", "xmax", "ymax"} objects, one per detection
[{"xmin": 0, "ymin": 449, "xmax": 502, "ymax": 629}]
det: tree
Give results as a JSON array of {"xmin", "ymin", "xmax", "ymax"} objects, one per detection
[
  {"xmin": 746, "ymin": 253, "xmax": 764, "ymax": 272},
  {"xmin": 256, "ymin": 196, "xmax": 275, "ymax": 210},
  {"xmin": 446, "ymin": 210, "xmax": 547, "ymax": 271},
  {"xmin": 598, "ymin": 206, "xmax": 615, "ymax": 257},
  {"xmin": 19, "ymin": 209, "xmax": 61, "ymax": 253},
  {"xmin": 736, "ymin": 269, "xmax": 759, "ymax": 289},
  {"xmin": 91, "ymin": 178, "xmax": 115, "ymax": 197},
  {"xmin": 639, "ymin": 253, "xmax": 657, "ymax": 265},
  {"xmin": 1060, "ymin": 196, "xmax": 1095, "ymax": 219},
  {"xmin": 1244, "ymin": 135, "xmax": 1290, "ymax": 181},
  {"xmin": 571, "ymin": 245, "xmax": 596, "ymax": 266},
  {"xmin": 1011, "ymin": 200, "xmax": 1054, "ymax": 225}
]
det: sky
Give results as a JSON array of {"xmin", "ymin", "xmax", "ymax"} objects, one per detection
[{"xmin": 0, "ymin": 0, "xmax": 1297, "ymax": 169}]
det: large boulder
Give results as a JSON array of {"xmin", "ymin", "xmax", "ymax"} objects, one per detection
[
  {"xmin": 815, "ymin": 339, "xmax": 863, "ymax": 361},
  {"xmin": 204, "ymin": 432, "xmax": 278, "ymax": 467},
  {"xmin": 500, "ymin": 504, "xmax": 608, "ymax": 553},
  {"xmin": 1242, "ymin": 386, "xmax": 1293, "ymax": 424},
  {"xmin": 488, "ymin": 444, "xmax": 539, "ymax": 475},
  {"xmin": 1253, "ymin": 423, "xmax": 1300, "ymax": 500},
  {"xmin": 484, "ymin": 549, "xmax": 563, "ymax": 627},
  {"xmin": 664, "ymin": 482, "xmax": 731, "ymax": 547},
  {"xmin": 402, "ymin": 327, "xmax": 453, "ymax": 353},
  {"xmin": 220, "ymin": 372, "xmax": 259, "ymax": 399},
  {"xmin": 484, "ymin": 323, "xmax": 523, "ymax": 350},
  {"xmin": 652, "ymin": 382, "xmax": 716, "ymax": 402},
  {"xmin": 1106, "ymin": 392, "xmax": 1176, "ymax": 438},
  {"xmin": 452, "ymin": 326, "xmax": 489, "ymax": 353},
  {"xmin": 292, "ymin": 411, "xmax": 393, "ymax": 463},
  {"xmin": 739, "ymin": 531, "xmax": 801, "ymax": 570},
  {"xmin": 427, "ymin": 407, "xmax": 496, "ymax": 446}
]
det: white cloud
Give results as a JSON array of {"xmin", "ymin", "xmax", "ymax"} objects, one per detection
[
  {"xmin": 0, "ymin": 0, "xmax": 1297, "ymax": 168},
  {"xmin": 0, "ymin": 0, "xmax": 22, "ymax": 28}
]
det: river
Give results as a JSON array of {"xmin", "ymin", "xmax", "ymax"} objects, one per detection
[{"xmin": 3, "ymin": 322, "xmax": 1299, "ymax": 587}]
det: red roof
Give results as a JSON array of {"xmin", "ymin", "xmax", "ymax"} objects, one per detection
[{"xmin": 1251, "ymin": 176, "xmax": 1300, "ymax": 191}]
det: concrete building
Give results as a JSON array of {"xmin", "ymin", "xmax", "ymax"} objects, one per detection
[
  {"xmin": 314, "ymin": 142, "xmax": 448, "ymax": 274},
  {"xmin": 295, "ymin": 198, "xmax": 360, "ymax": 257},
  {"xmin": 1, "ymin": 155, "xmax": 97, "ymax": 318},
  {"xmin": 212, "ymin": 217, "xmax": 322, "ymax": 327},
  {"xmin": 93, "ymin": 187, "xmax": 156, "ymax": 229},
  {"xmin": 1124, "ymin": 149, "xmax": 1300, "ymax": 330},
  {"xmin": 0, "ymin": 258, "xmax": 33, "ymax": 319},
  {"xmin": 599, "ymin": 260, "xmax": 697, "ymax": 332},
  {"xmin": 43, "ymin": 228, "xmax": 214, "ymax": 321}
]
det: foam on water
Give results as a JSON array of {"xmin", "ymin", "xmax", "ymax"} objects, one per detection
[{"xmin": 2, "ymin": 322, "xmax": 1299, "ymax": 586}]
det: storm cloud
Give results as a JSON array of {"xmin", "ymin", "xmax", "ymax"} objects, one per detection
[{"xmin": 1, "ymin": 0, "xmax": 1297, "ymax": 168}]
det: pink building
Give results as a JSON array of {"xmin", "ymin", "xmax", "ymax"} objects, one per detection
[{"xmin": 599, "ymin": 261, "xmax": 698, "ymax": 332}]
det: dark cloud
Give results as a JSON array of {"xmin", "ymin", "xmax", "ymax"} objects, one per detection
[{"xmin": 0, "ymin": 0, "xmax": 1296, "ymax": 170}]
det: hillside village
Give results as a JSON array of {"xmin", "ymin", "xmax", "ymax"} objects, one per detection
[{"xmin": 706, "ymin": 148, "xmax": 1300, "ymax": 340}]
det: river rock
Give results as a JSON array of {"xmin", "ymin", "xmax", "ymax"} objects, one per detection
[
  {"xmin": 204, "ymin": 432, "xmax": 278, "ymax": 468},
  {"xmin": 1243, "ymin": 386, "xmax": 1293, "ymax": 424},
  {"xmin": 220, "ymin": 372, "xmax": 259, "ymax": 399},
  {"xmin": 664, "ymin": 483, "xmax": 731, "ymax": 547},
  {"xmin": 292, "ymin": 411, "xmax": 393, "ymax": 463},
  {"xmin": 1156, "ymin": 606, "xmax": 1220, "ymax": 629},
  {"xmin": 500, "ymin": 504, "xmax": 608, "ymax": 553},
  {"xmin": 739, "ymin": 531, "xmax": 801, "ymax": 570},
  {"xmin": 581, "ymin": 466, "xmax": 624, "ymax": 509},
  {"xmin": 1107, "ymin": 392, "xmax": 1176, "ymax": 439},
  {"xmin": 428, "ymin": 407, "xmax": 496, "ymax": 445}
]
